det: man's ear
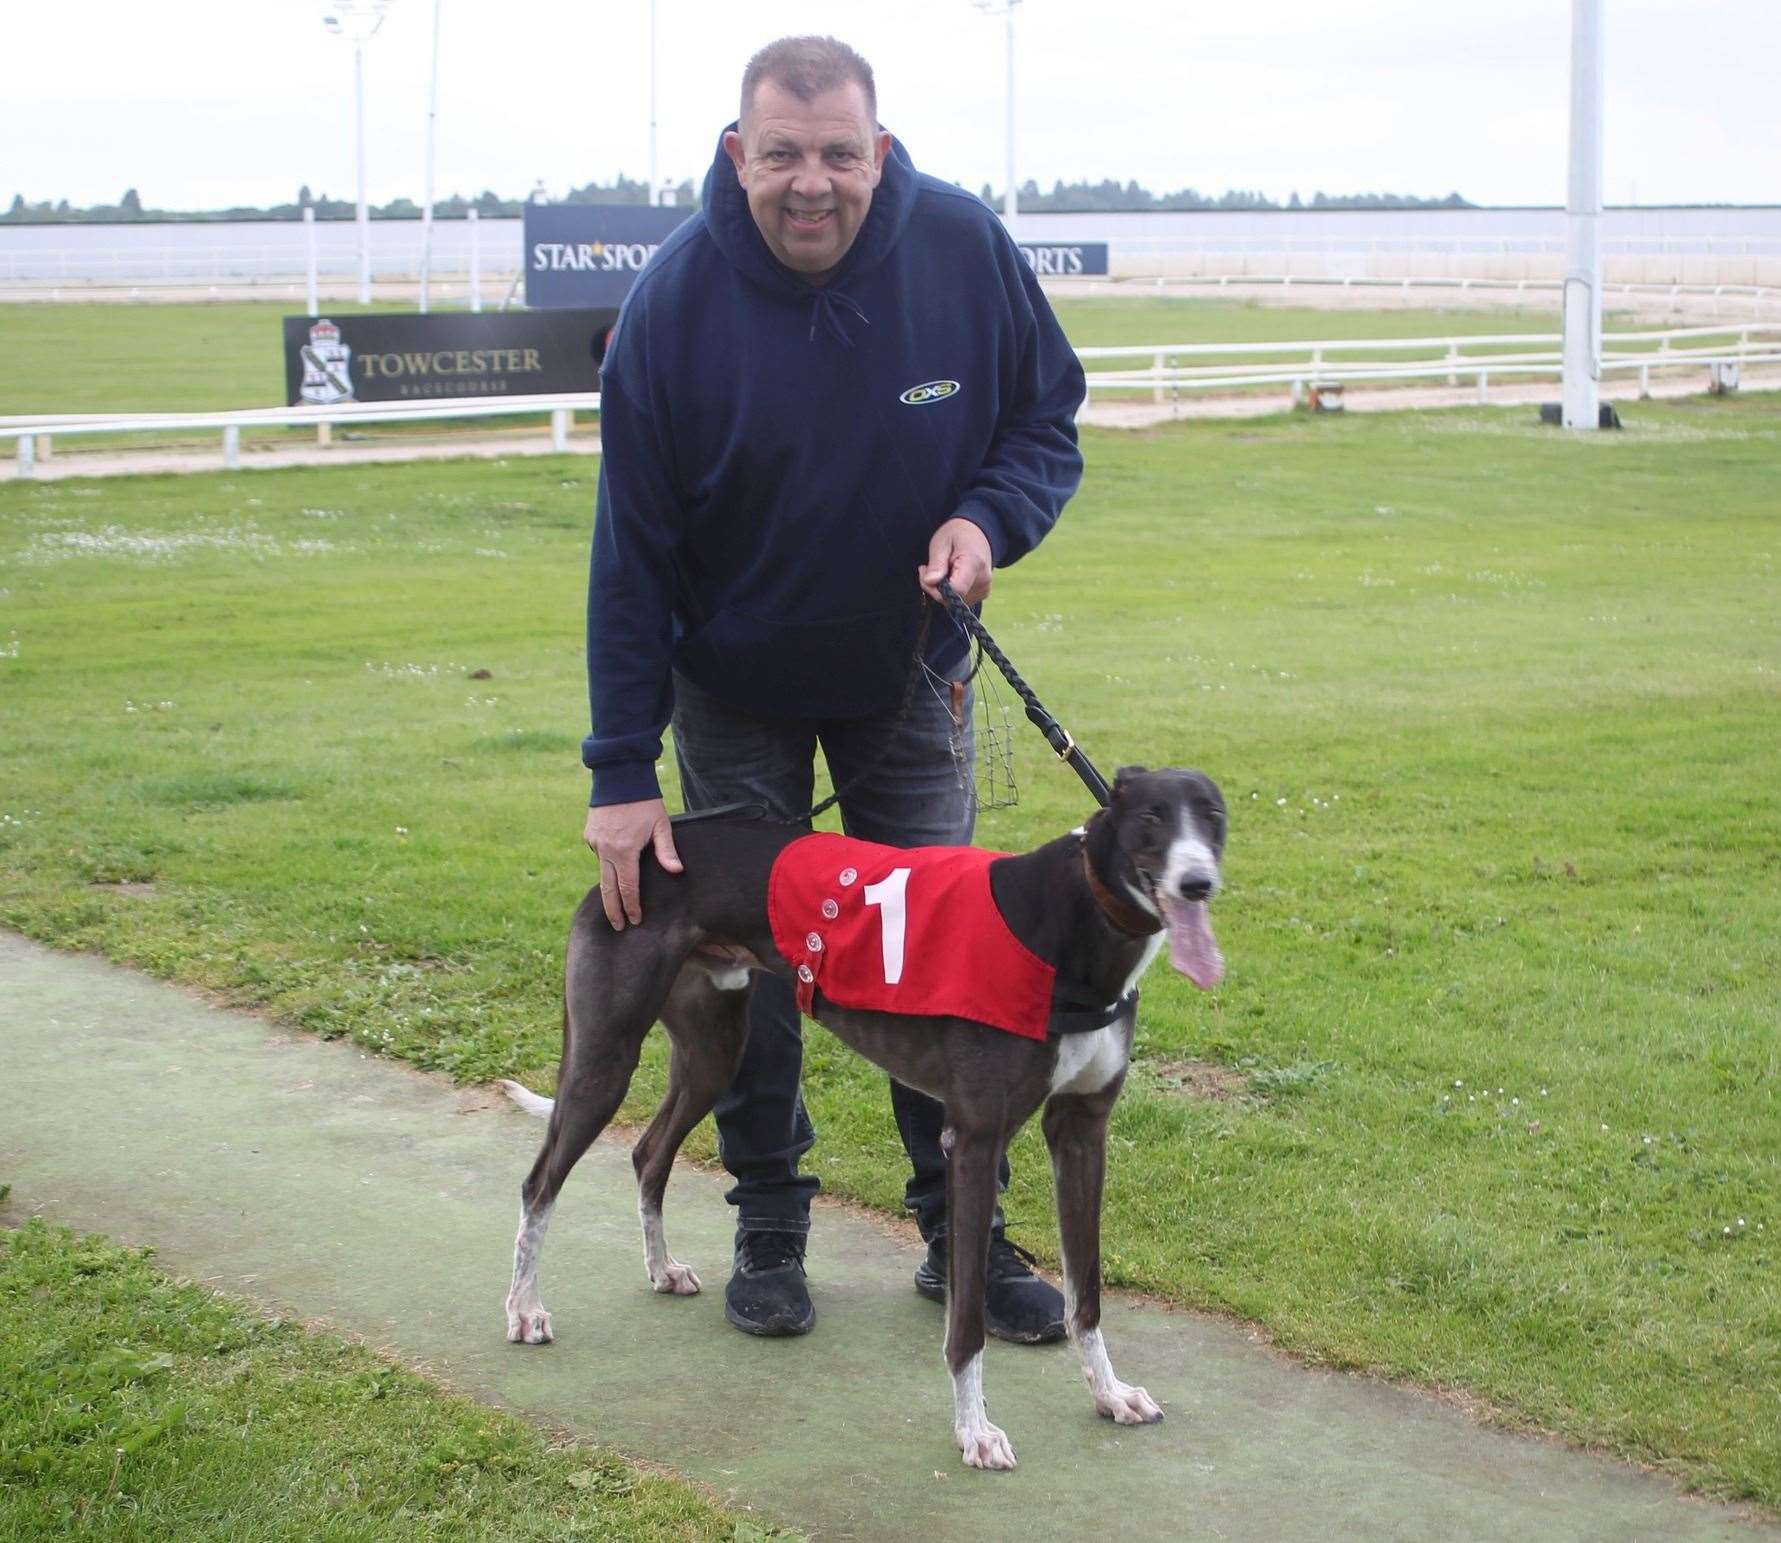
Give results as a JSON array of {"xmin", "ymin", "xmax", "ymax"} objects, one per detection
[
  {"xmin": 871, "ymin": 128, "xmax": 891, "ymax": 183},
  {"xmin": 723, "ymin": 129, "xmax": 747, "ymax": 185}
]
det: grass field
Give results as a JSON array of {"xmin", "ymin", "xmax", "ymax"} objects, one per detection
[
  {"xmin": 0, "ymin": 294, "xmax": 1662, "ymax": 418},
  {"xmin": 0, "ymin": 1211, "xmax": 787, "ymax": 1539},
  {"xmin": 2, "ymin": 396, "xmax": 1778, "ymax": 1510}
]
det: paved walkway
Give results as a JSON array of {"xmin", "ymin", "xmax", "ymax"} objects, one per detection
[{"xmin": 2, "ymin": 930, "xmax": 1772, "ymax": 1541}]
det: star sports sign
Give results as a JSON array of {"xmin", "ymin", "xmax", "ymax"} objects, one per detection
[
  {"xmin": 1013, "ymin": 242, "xmax": 1110, "ymax": 277},
  {"xmin": 525, "ymin": 205, "xmax": 690, "ymax": 308},
  {"xmin": 524, "ymin": 205, "xmax": 1110, "ymax": 308}
]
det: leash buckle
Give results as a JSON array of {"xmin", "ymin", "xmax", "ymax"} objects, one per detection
[{"xmin": 1053, "ymin": 729, "xmax": 1077, "ymax": 763}]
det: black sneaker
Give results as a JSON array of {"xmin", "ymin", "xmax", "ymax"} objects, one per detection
[
  {"xmin": 913, "ymin": 1231, "xmax": 1067, "ymax": 1344},
  {"xmin": 725, "ymin": 1229, "xmax": 815, "ymax": 1337}
]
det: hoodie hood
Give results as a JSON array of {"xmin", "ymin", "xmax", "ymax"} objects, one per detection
[{"xmin": 701, "ymin": 124, "xmax": 919, "ymax": 315}]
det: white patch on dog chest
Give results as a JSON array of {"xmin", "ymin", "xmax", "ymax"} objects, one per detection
[{"xmin": 1050, "ymin": 1023, "xmax": 1128, "ymax": 1095}]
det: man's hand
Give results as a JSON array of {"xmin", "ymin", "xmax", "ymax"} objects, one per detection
[
  {"xmin": 584, "ymin": 798, "xmax": 684, "ymax": 930},
  {"xmin": 919, "ymin": 517, "xmax": 994, "ymax": 606}
]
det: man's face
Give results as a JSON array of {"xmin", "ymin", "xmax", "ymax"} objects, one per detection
[{"xmin": 723, "ymin": 78, "xmax": 890, "ymax": 283}]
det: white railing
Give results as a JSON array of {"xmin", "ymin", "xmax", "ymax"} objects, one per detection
[
  {"xmin": 1077, "ymin": 323, "xmax": 1781, "ymax": 404},
  {"xmin": 0, "ymin": 392, "xmax": 599, "ymax": 477},
  {"xmin": 5, "ymin": 323, "xmax": 1777, "ymax": 477}
]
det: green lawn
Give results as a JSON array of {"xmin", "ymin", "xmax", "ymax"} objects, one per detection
[
  {"xmin": 1, "ymin": 397, "xmax": 1777, "ymax": 1510},
  {"xmin": 0, "ymin": 1211, "xmax": 788, "ymax": 1539},
  {"xmin": 0, "ymin": 294, "xmax": 1658, "ymax": 418}
]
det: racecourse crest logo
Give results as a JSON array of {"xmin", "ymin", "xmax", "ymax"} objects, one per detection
[
  {"xmin": 899, "ymin": 379, "xmax": 961, "ymax": 407},
  {"xmin": 299, "ymin": 319, "xmax": 355, "ymax": 406}
]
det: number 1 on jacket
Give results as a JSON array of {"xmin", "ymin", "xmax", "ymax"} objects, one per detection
[{"xmin": 862, "ymin": 867, "xmax": 912, "ymax": 985}]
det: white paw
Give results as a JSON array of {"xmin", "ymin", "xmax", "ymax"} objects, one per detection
[
  {"xmin": 957, "ymin": 1422, "xmax": 1018, "ymax": 1471},
  {"xmin": 506, "ymin": 1306, "xmax": 553, "ymax": 1344},
  {"xmin": 650, "ymin": 1260, "xmax": 702, "ymax": 1296},
  {"xmin": 1095, "ymin": 1381, "xmax": 1163, "ymax": 1425}
]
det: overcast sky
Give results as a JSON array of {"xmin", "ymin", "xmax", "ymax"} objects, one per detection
[{"xmin": 5, "ymin": 0, "xmax": 1776, "ymax": 212}]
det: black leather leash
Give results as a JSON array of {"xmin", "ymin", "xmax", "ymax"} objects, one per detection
[{"xmin": 934, "ymin": 579, "xmax": 1113, "ymax": 810}]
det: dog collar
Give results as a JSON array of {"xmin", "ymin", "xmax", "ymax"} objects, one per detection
[{"xmin": 1079, "ymin": 840, "xmax": 1163, "ymax": 939}]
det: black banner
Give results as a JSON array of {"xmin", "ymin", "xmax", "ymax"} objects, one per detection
[
  {"xmin": 525, "ymin": 205, "xmax": 690, "ymax": 308},
  {"xmin": 281, "ymin": 309, "xmax": 617, "ymax": 406}
]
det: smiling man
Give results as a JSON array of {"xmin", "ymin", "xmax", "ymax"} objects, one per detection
[{"xmin": 581, "ymin": 36, "xmax": 1086, "ymax": 1341}]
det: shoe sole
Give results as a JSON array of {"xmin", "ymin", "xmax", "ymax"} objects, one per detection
[{"xmin": 725, "ymin": 1303, "xmax": 815, "ymax": 1337}]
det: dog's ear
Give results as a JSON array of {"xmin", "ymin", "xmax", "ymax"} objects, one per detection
[{"xmin": 1113, "ymin": 765, "xmax": 1148, "ymax": 799}]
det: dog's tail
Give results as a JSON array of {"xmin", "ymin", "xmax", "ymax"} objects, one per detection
[{"xmin": 498, "ymin": 1079, "xmax": 555, "ymax": 1119}]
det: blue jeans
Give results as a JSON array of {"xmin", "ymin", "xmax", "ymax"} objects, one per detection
[{"xmin": 671, "ymin": 668, "xmax": 1010, "ymax": 1243}]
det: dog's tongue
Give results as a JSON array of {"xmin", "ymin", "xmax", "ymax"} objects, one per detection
[{"xmin": 1158, "ymin": 897, "xmax": 1224, "ymax": 989}]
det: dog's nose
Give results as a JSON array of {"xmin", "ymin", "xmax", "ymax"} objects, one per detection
[{"xmin": 1176, "ymin": 875, "xmax": 1214, "ymax": 901}]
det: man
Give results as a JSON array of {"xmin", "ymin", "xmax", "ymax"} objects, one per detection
[{"xmin": 582, "ymin": 36, "xmax": 1086, "ymax": 1341}]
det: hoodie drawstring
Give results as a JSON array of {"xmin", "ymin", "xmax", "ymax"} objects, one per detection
[{"xmin": 808, "ymin": 289, "xmax": 871, "ymax": 348}]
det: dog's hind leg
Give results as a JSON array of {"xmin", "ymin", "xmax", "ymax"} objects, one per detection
[
  {"xmin": 505, "ymin": 921, "xmax": 681, "ymax": 1345},
  {"xmin": 1043, "ymin": 1092, "xmax": 1163, "ymax": 1425},
  {"xmin": 945, "ymin": 1124, "xmax": 1018, "ymax": 1471},
  {"xmin": 630, "ymin": 966, "xmax": 753, "ymax": 1295}
]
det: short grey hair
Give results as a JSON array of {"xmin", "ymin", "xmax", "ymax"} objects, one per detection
[{"xmin": 740, "ymin": 36, "xmax": 877, "ymax": 126}]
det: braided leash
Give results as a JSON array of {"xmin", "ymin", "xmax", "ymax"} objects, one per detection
[{"xmin": 934, "ymin": 579, "xmax": 1113, "ymax": 810}]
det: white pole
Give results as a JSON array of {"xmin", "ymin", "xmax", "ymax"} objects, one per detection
[
  {"xmin": 355, "ymin": 42, "xmax": 371, "ymax": 305},
  {"xmin": 1562, "ymin": 0, "xmax": 1604, "ymax": 430},
  {"xmin": 1003, "ymin": 2, "xmax": 1018, "ymax": 229},
  {"xmin": 419, "ymin": 0, "xmax": 442, "ymax": 313},
  {"xmin": 468, "ymin": 207, "xmax": 481, "ymax": 312},
  {"xmin": 648, "ymin": 0, "xmax": 658, "ymax": 204},
  {"xmin": 303, "ymin": 206, "xmax": 319, "ymax": 316}
]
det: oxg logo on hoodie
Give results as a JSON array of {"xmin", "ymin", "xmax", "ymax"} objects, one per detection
[{"xmin": 899, "ymin": 379, "xmax": 962, "ymax": 406}]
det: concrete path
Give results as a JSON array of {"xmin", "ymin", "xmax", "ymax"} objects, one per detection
[{"xmin": 2, "ymin": 930, "xmax": 1772, "ymax": 1542}]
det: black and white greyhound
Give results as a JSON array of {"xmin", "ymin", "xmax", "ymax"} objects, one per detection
[{"xmin": 501, "ymin": 765, "xmax": 1226, "ymax": 1471}]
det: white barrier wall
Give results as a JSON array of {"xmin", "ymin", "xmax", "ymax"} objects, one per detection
[
  {"xmin": 1008, "ymin": 206, "xmax": 1781, "ymax": 286},
  {"xmin": 2, "ymin": 206, "xmax": 1778, "ymax": 287}
]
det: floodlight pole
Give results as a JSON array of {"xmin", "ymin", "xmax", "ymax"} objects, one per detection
[
  {"xmin": 419, "ymin": 0, "xmax": 442, "ymax": 313},
  {"xmin": 648, "ymin": 0, "xmax": 659, "ymax": 205},
  {"xmin": 1003, "ymin": 0, "xmax": 1018, "ymax": 229},
  {"xmin": 354, "ymin": 41, "xmax": 371, "ymax": 304},
  {"xmin": 1562, "ymin": 0, "xmax": 1604, "ymax": 430},
  {"xmin": 972, "ymin": 0, "xmax": 1021, "ymax": 229},
  {"xmin": 304, "ymin": 206, "xmax": 319, "ymax": 316}
]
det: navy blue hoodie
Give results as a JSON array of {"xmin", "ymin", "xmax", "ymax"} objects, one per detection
[{"xmin": 583, "ymin": 129, "xmax": 1086, "ymax": 806}]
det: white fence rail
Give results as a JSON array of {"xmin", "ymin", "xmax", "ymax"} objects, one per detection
[
  {"xmin": 4, "ymin": 323, "xmax": 1777, "ymax": 477},
  {"xmin": 0, "ymin": 393, "xmax": 599, "ymax": 477},
  {"xmin": 1078, "ymin": 323, "xmax": 1781, "ymax": 404}
]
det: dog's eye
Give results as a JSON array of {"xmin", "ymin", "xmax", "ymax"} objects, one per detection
[{"xmin": 1141, "ymin": 807, "xmax": 1165, "ymax": 826}]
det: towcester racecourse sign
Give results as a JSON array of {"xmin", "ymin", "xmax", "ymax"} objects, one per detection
[{"xmin": 281, "ymin": 309, "xmax": 617, "ymax": 405}]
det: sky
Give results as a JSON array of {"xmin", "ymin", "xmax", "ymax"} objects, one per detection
[{"xmin": 4, "ymin": 0, "xmax": 1777, "ymax": 213}]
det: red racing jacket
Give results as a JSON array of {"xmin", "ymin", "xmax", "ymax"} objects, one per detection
[{"xmin": 767, "ymin": 832, "xmax": 1056, "ymax": 1041}]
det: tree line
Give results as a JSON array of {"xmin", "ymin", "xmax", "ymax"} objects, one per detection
[
  {"xmin": 983, "ymin": 179, "xmax": 1472, "ymax": 211},
  {"xmin": 4, "ymin": 177, "xmax": 1469, "ymax": 224},
  {"xmin": 1, "ymin": 178, "xmax": 699, "ymax": 224}
]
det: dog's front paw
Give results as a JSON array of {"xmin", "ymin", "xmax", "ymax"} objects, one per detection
[
  {"xmin": 957, "ymin": 1421, "xmax": 1018, "ymax": 1471},
  {"xmin": 1095, "ymin": 1381, "xmax": 1163, "ymax": 1425},
  {"xmin": 650, "ymin": 1260, "xmax": 702, "ymax": 1296},
  {"xmin": 506, "ymin": 1306, "xmax": 554, "ymax": 1345}
]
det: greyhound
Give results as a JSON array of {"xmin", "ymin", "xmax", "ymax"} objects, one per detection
[{"xmin": 500, "ymin": 765, "xmax": 1226, "ymax": 1471}]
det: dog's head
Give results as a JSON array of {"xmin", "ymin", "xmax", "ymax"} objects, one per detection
[{"xmin": 1105, "ymin": 766, "xmax": 1226, "ymax": 990}]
